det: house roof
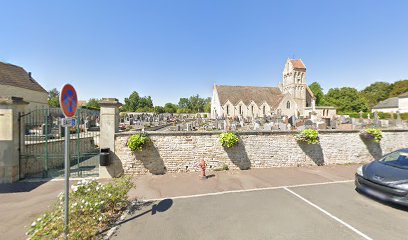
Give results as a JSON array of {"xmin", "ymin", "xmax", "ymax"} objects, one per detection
[
  {"xmin": 215, "ymin": 85, "xmax": 284, "ymax": 109},
  {"xmin": 290, "ymin": 59, "xmax": 306, "ymax": 69},
  {"xmin": 0, "ymin": 62, "xmax": 47, "ymax": 93},
  {"xmin": 372, "ymin": 97, "xmax": 399, "ymax": 109},
  {"xmin": 399, "ymin": 92, "xmax": 408, "ymax": 98}
]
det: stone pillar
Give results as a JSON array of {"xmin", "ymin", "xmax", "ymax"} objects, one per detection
[
  {"xmin": 99, "ymin": 98, "xmax": 123, "ymax": 178},
  {"xmin": 0, "ymin": 97, "xmax": 28, "ymax": 183}
]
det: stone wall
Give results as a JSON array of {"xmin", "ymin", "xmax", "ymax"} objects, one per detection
[
  {"xmin": 20, "ymin": 136, "xmax": 98, "ymax": 177},
  {"xmin": 114, "ymin": 130, "xmax": 408, "ymax": 176}
]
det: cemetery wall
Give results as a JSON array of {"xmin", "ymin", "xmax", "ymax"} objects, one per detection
[{"xmin": 114, "ymin": 130, "xmax": 408, "ymax": 175}]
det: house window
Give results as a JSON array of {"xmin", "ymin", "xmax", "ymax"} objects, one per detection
[
  {"xmin": 287, "ymin": 101, "xmax": 291, "ymax": 109},
  {"xmin": 263, "ymin": 106, "xmax": 266, "ymax": 115}
]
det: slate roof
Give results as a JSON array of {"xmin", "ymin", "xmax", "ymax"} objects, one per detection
[
  {"xmin": 215, "ymin": 85, "xmax": 284, "ymax": 108},
  {"xmin": 399, "ymin": 92, "xmax": 408, "ymax": 98},
  {"xmin": 0, "ymin": 62, "xmax": 47, "ymax": 93},
  {"xmin": 290, "ymin": 59, "xmax": 306, "ymax": 69},
  {"xmin": 372, "ymin": 97, "xmax": 399, "ymax": 109}
]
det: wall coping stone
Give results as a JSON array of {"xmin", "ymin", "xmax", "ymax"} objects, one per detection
[{"xmin": 115, "ymin": 129, "xmax": 408, "ymax": 137}]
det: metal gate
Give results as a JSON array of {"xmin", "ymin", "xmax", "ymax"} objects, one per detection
[{"xmin": 19, "ymin": 107, "xmax": 100, "ymax": 179}]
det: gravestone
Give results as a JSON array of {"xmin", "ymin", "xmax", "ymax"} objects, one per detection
[
  {"xmin": 304, "ymin": 120, "xmax": 314, "ymax": 129},
  {"xmin": 264, "ymin": 123, "xmax": 272, "ymax": 131},
  {"xmin": 396, "ymin": 111, "xmax": 403, "ymax": 128},
  {"xmin": 278, "ymin": 122, "xmax": 287, "ymax": 130}
]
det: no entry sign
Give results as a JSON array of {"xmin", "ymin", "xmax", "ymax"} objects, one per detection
[{"xmin": 60, "ymin": 84, "xmax": 78, "ymax": 118}]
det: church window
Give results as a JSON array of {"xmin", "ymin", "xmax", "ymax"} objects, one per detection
[
  {"xmin": 263, "ymin": 106, "xmax": 266, "ymax": 115},
  {"xmin": 239, "ymin": 105, "xmax": 242, "ymax": 115},
  {"xmin": 287, "ymin": 101, "xmax": 291, "ymax": 109},
  {"xmin": 251, "ymin": 106, "xmax": 254, "ymax": 115},
  {"xmin": 227, "ymin": 105, "xmax": 229, "ymax": 115}
]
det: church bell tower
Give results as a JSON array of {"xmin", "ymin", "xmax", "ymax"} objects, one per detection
[{"xmin": 279, "ymin": 59, "xmax": 308, "ymax": 113}]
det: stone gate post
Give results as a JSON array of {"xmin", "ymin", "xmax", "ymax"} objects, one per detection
[
  {"xmin": 99, "ymin": 98, "xmax": 123, "ymax": 178},
  {"xmin": 0, "ymin": 97, "xmax": 28, "ymax": 183}
]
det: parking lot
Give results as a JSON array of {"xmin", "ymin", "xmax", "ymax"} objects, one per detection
[{"xmin": 115, "ymin": 172, "xmax": 408, "ymax": 240}]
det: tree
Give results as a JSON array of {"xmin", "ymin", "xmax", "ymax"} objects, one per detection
[
  {"xmin": 86, "ymin": 98, "xmax": 100, "ymax": 109},
  {"xmin": 122, "ymin": 91, "xmax": 154, "ymax": 112},
  {"xmin": 178, "ymin": 98, "xmax": 191, "ymax": 109},
  {"xmin": 308, "ymin": 82, "xmax": 324, "ymax": 106},
  {"xmin": 389, "ymin": 80, "xmax": 408, "ymax": 97},
  {"xmin": 323, "ymin": 87, "xmax": 369, "ymax": 113},
  {"xmin": 360, "ymin": 82, "xmax": 392, "ymax": 109},
  {"xmin": 204, "ymin": 97, "xmax": 211, "ymax": 113},
  {"xmin": 154, "ymin": 106, "xmax": 165, "ymax": 113},
  {"xmin": 48, "ymin": 88, "xmax": 60, "ymax": 107},
  {"xmin": 164, "ymin": 103, "xmax": 178, "ymax": 113}
]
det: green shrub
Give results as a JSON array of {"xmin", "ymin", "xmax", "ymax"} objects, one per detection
[
  {"xmin": 360, "ymin": 128, "xmax": 383, "ymax": 143},
  {"xmin": 213, "ymin": 164, "xmax": 229, "ymax": 171},
  {"xmin": 27, "ymin": 176, "xmax": 134, "ymax": 240},
  {"xmin": 127, "ymin": 134, "xmax": 149, "ymax": 151},
  {"xmin": 294, "ymin": 129, "xmax": 320, "ymax": 144},
  {"xmin": 219, "ymin": 132, "xmax": 239, "ymax": 148}
]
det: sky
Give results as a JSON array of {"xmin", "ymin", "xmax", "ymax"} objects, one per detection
[{"xmin": 1, "ymin": 0, "xmax": 408, "ymax": 106}]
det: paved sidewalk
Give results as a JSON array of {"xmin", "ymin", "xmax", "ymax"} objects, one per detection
[{"xmin": 129, "ymin": 164, "xmax": 360, "ymax": 200}]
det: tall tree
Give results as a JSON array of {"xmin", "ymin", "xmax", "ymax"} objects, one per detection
[
  {"xmin": 178, "ymin": 98, "xmax": 191, "ymax": 109},
  {"xmin": 48, "ymin": 88, "xmax": 60, "ymax": 107},
  {"xmin": 323, "ymin": 87, "xmax": 369, "ymax": 113},
  {"xmin": 389, "ymin": 80, "xmax": 408, "ymax": 97},
  {"xmin": 154, "ymin": 106, "xmax": 165, "ymax": 113},
  {"xmin": 86, "ymin": 98, "xmax": 100, "ymax": 109},
  {"xmin": 360, "ymin": 82, "xmax": 392, "ymax": 109},
  {"xmin": 308, "ymin": 82, "xmax": 324, "ymax": 106},
  {"xmin": 164, "ymin": 103, "xmax": 178, "ymax": 113},
  {"xmin": 122, "ymin": 91, "xmax": 140, "ymax": 112}
]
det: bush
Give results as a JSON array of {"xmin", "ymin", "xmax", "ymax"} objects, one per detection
[
  {"xmin": 27, "ymin": 176, "xmax": 134, "ymax": 240},
  {"xmin": 127, "ymin": 134, "xmax": 149, "ymax": 151},
  {"xmin": 219, "ymin": 132, "xmax": 239, "ymax": 148},
  {"xmin": 360, "ymin": 128, "xmax": 383, "ymax": 143},
  {"xmin": 294, "ymin": 129, "xmax": 320, "ymax": 144}
]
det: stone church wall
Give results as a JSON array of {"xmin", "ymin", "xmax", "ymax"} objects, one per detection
[{"xmin": 114, "ymin": 130, "xmax": 408, "ymax": 176}]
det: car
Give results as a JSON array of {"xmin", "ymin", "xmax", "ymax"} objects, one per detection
[{"xmin": 355, "ymin": 148, "xmax": 408, "ymax": 207}]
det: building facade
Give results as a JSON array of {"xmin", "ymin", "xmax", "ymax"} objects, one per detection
[
  {"xmin": 211, "ymin": 59, "xmax": 318, "ymax": 119},
  {"xmin": 0, "ymin": 62, "xmax": 48, "ymax": 111}
]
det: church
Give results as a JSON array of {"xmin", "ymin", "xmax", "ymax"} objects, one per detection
[{"xmin": 211, "ymin": 59, "xmax": 320, "ymax": 120}]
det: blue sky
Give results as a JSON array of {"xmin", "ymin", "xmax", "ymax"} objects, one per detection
[{"xmin": 1, "ymin": 0, "xmax": 408, "ymax": 106}]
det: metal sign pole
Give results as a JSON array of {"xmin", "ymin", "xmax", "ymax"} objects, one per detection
[{"xmin": 64, "ymin": 125, "xmax": 70, "ymax": 239}]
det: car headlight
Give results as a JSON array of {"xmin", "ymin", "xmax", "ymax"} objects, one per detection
[{"xmin": 356, "ymin": 166, "xmax": 363, "ymax": 176}]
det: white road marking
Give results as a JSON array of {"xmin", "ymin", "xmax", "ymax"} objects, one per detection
[
  {"xmin": 142, "ymin": 179, "xmax": 354, "ymax": 202},
  {"xmin": 284, "ymin": 187, "xmax": 373, "ymax": 240}
]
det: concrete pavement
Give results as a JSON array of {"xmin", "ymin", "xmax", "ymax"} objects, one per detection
[{"xmin": 114, "ymin": 181, "xmax": 408, "ymax": 240}]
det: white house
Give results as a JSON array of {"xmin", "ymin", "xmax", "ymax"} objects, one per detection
[{"xmin": 372, "ymin": 92, "xmax": 408, "ymax": 113}]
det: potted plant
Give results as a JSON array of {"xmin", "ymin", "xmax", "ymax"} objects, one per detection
[
  {"xmin": 219, "ymin": 132, "xmax": 239, "ymax": 148},
  {"xmin": 127, "ymin": 133, "xmax": 149, "ymax": 151},
  {"xmin": 294, "ymin": 129, "xmax": 320, "ymax": 144},
  {"xmin": 360, "ymin": 128, "xmax": 383, "ymax": 143}
]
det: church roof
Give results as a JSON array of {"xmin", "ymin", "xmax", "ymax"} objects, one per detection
[
  {"xmin": 215, "ymin": 85, "xmax": 284, "ymax": 108},
  {"xmin": 290, "ymin": 59, "xmax": 306, "ymax": 69},
  {"xmin": 0, "ymin": 62, "xmax": 47, "ymax": 93},
  {"xmin": 372, "ymin": 97, "xmax": 399, "ymax": 109}
]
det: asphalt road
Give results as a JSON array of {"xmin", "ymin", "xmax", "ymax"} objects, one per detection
[{"xmin": 112, "ymin": 182, "xmax": 408, "ymax": 240}]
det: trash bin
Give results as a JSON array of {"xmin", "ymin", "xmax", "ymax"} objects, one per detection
[{"xmin": 100, "ymin": 148, "xmax": 110, "ymax": 166}]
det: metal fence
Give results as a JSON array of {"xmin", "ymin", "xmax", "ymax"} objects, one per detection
[{"xmin": 19, "ymin": 107, "xmax": 100, "ymax": 179}]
